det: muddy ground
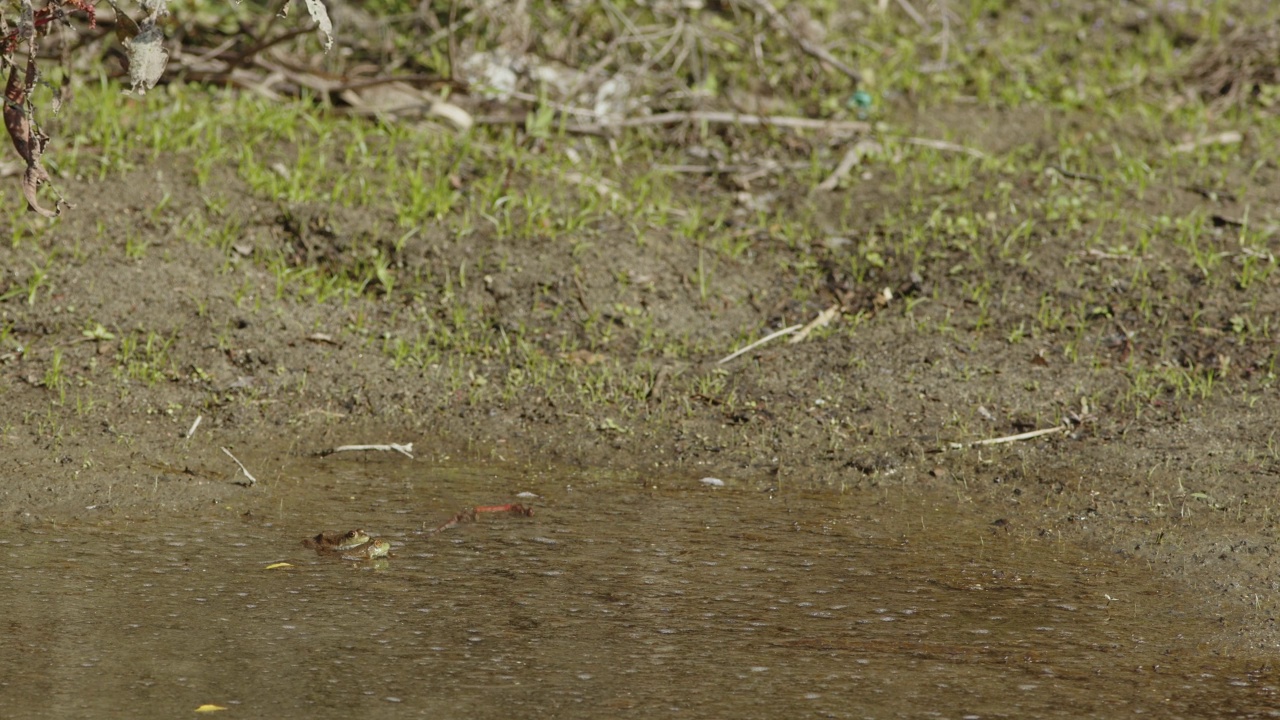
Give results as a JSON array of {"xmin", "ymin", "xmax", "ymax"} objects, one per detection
[{"xmin": 4, "ymin": 3, "xmax": 1280, "ymax": 655}]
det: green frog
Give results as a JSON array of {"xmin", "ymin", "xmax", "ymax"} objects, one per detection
[{"xmin": 340, "ymin": 537, "xmax": 391, "ymax": 561}]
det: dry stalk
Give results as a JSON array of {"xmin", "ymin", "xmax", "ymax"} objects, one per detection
[
  {"xmin": 321, "ymin": 443, "xmax": 415, "ymax": 459},
  {"xmin": 221, "ymin": 447, "xmax": 258, "ymax": 486},
  {"xmin": 789, "ymin": 305, "xmax": 840, "ymax": 344},
  {"xmin": 948, "ymin": 425, "xmax": 1066, "ymax": 450},
  {"xmin": 718, "ymin": 324, "xmax": 803, "ymax": 365}
]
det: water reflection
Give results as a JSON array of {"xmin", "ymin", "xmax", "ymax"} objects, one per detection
[{"xmin": 1, "ymin": 462, "xmax": 1275, "ymax": 718}]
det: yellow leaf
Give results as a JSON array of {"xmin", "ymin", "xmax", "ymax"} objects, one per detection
[
  {"xmin": 195, "ymin": 704, "xmax": 227, "ymax": 712},
  {"xmin": 264, "ymin": 562, "xmax": 293, "ymax": 570}
]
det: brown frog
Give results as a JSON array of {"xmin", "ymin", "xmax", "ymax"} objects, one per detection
[
  {"xmin": 303, "ymin": 529, "xmax": 392, "ymax": 561},
  {"xmin": 303, "ymin": 529, "xmax": 371, "ymax": 552}
]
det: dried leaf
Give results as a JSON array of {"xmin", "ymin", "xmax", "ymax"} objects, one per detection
[
  {"xmin": 290, "ymin": 0, "xmax": 333, "ymax": 52},
  {"xmin": 124, "ymin": 21, "xmax": 168, "ymax": 94},
  {"xmin": 50, "ymin": 74, "xmax": 71, "ymax": 115},
  {"xmin": 3, "ymin": 55, "xmax": 59, "ymax": 218},
  {"xmin": 17, "ymin": 0, "xmax": 33, "ymax": 40},
  {"xmin": 194, "ymin": 704, "xmax": 228, "ymax": 713},
  {"xmin": 110, "ymin": 1, "xmax": 140, "ymax": 43},
  {"xmin": 141, "ymin": 0, "xmax": 169, "ymax": 18}
]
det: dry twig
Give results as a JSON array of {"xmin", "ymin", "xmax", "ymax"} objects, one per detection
[
  {"xmin": 948, "ymin": 425, "xmax": 1065, "ymax": 450},
  {"xmin": 816, "ymin": 139, "xmax": 882, "ymax": 191},
  {"xmin": 598, "ymin": 110, "xmax": 870, "ymax": 132},
  {"xmin": 221, "ymin": 447, "xmax": 258, "ymax": 486},
  {"xmin": 789, "ymin": 305, "xmax": 840, "ymax": 344},
  {"xmin": 473, "ymin": 110, "xmax": 872, "ymax": 134},
  {"xmin": 718, "ymin": 324, "xmax": 802, "ymax": 364},
  {"xmin": 320, "ymin": 443, "xmax": 416, "ymax": 459},
  {"xmin": 904, "ymin": 136, "xmax": 986, "ymax": 158}
]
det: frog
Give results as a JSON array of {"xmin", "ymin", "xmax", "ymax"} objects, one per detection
[
  {"xmin": 303, "ymin": 529, "xmax": 393, "ymax": 563},
  {"xmin": 340, "ymin": 537, "xmax": 391, "ymax": 562},
  {"xmin": 303, "ymin": 528, "xmax": 371, "ymax": 552}
]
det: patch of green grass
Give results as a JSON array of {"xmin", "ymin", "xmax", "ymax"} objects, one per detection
[
  {"xmin": 116, "ymin": 330, "xmax": 176, "ymax": 385},
  {"xmin": 43, "ymin": 347, "xmax": 66, "ymax": 402},
  {"xmin": 5, "ymin": 0, "xmax": 1274, "ymax": 431},
  {"xmin": 12, "ymin": 260, "xmax": 51, "ymax": 306}
]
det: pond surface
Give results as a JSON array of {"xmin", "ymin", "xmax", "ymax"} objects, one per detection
[{"xmin": 2, "ymin": 460, "xmax": 1275, "ymax": 718}]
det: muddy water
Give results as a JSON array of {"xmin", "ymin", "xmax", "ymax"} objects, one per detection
[{"xmin": 1, "ymin": 461, "xmax": 1275, "ymax": 718}]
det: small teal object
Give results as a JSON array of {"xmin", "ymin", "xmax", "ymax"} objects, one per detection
[{"xmin": 849, "ymin": 90, "xmax": 873, "ymax": 119}]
